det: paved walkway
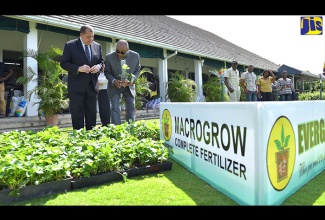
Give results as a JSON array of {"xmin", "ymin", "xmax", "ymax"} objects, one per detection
[{"xmin": 0, "ymin": 109, "xmax": 159, "ymax": 133}]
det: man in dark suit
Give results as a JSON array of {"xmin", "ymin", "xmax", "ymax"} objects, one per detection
[
  {"xmin": 60, "ymin": 25, "xmax": 104, "ymax": 130},
  {"xmin": 104, "ymin": 39, "xmax": 141, "ymax": 125}
]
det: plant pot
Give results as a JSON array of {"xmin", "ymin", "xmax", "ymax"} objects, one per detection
[
  {"xmin": 71, "ymin": 161, "xmax": 173, "ymax": 190},
  {"xmin": 71, "ymin": 172, "xmax": 122, "ymax": 190},
  {"xmin": 0, "ymin": 162, "xmax": 173, "ymax": 204},
  {"xmin": 45, "ymin": 114, "xmax": 59, "ymax": 126},
  {"xmin": 0, "ymin": 177, "xmax": 72, "ymax": 205},
  {"xmin": 276, "ymin": 149, "xmax": 289, "ymax": 181},
  {"xmin": 126, "ymin": 161, "xmax": 173, "ymax": 177}
]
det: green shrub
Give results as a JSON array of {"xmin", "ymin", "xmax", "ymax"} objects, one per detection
[
  {"xmin": 202, "ymin": 77, "xmax": 230, "ymax": 102},
  {"xmin": 166, "ymin": 71, "xmax": 197, "ymax": 102}
]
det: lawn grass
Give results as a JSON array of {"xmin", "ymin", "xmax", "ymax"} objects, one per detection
[{"xmin": 5, "ymin": 157, "xmax": 324, "ymax": 206}]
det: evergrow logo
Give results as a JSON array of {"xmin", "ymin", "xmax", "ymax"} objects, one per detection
[
  {"xmin": 300, "ymin": 16, "xmax": 323, "ymax": 35},
  {"xmin": 162, "ymin": 109, "xmax": 172, "ymax": 141},
  {"xmin": 267, "ymin": 116, "xmax": 296, "ymax": 191}
]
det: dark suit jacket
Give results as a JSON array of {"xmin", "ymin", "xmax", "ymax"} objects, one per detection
[
  {"xmin": 104, "ymin": 50, "xmax": 141, "ymax": 98},
  {"xmin": 60, "ymin": 37, "xmax": 104, "ymax": 93}
]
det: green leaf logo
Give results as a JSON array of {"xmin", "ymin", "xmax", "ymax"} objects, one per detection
[{"xmin": 274, "ymin": 124, "xmax": 290, "ymax": 152}]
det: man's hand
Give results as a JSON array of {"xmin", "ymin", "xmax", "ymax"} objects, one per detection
[
  {"xmin": 78, "ymin": 65, "xmax": 99, "ymax": 74},
  {"xmin": 228, "ymin": 87, "xmax": 234, "ymax": 93},
  {"xmin": 89, "ymin": 65, "xmax": 100, "ymax": 74},
  {"xmin": 127, "ymin": 81, "xmax": 134, "ymax": 86},
  {"xmin": 114, "ymin": 79, "xmax": 122, "ymax": 88},
  {"xmin": 120, "ymin": 80, "xmax": 134, "ymax": 87},
  {"xmin": 79, "ymin": 65, "xmax": 91, "ymax": 73},
  {"xmin": 113, "ymin": 79, "xmax": 134, "ymax": 88}
]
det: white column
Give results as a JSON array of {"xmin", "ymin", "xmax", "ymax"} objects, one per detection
[
  {"xmin": 158, "ymin": 49, "xmax": 168, "ymax": 102},
  {"xmin": 24, "ymin": 21, "xmax": 39, "ymax": 116},
  {"xmin": 194, "ymin": 59, "xmax": 203, "ymax": 98},
  {"xmin": 159, "ymin": 57, "xmax": 167, "ymax": 102}
]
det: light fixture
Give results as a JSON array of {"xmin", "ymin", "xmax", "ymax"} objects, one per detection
[
  {"xmin": 4, "ymin": 62, "xmax": 20, "ymax": 66},
  {"xmin": 200, "ymin": 59, "xmax": 204, "ymax": 66}
]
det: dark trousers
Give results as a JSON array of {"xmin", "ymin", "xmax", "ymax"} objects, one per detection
[
  {"xmin": 69, "ymin": 81, "xmax": 97, "ymax": 130},
  {"xmin": 260, "ymin": 91, "xmax": 273, "ymax": 101},
  {"xmin": 98, "ymin": 89, "xmax": 111, "ymax": 126}
]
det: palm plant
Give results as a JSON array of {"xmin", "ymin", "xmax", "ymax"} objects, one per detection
[
  {"xmin": 120, "ymin": 67, "xmax": 153, "ymax": 110},
  {"xmin": 202, "ymin": 76, "xmax": 230, "ymax": 102},
  {"xmin": 166, "ymin": 71, "xmax": 197, "ymax": 102},
  {"xmin": 135, "ymin": 67, "xmax": 154, "ymax": 109},
  {"xmin": 16, "ymin": 46, "xmax": 69, "ymax": 117}
]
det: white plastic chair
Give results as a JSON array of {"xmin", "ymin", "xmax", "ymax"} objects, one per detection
[{"xmin": 152, "ymin": 98, "xmax": 161, "ymax": 109}]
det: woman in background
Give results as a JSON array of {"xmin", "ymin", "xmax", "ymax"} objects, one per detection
[
  {"xmin": 97, "ymin": 64, "xmax": 111, "ymax": 126},
  {"xmin": 256, "ymin": 69, "xmax": 276, "ymax": 101}
]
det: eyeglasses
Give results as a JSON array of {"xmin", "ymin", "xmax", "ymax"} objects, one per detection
[{"xmin": 116, "ymin": 49, "xmax": 126, "ymax": 55}]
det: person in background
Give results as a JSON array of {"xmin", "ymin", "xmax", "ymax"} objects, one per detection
[
  {"xmin": 0, "ymin": 62, "xmax": 14, "ymax": 118},
  {"xmin": 97, "ymin": 64, "xmax": 111, "ymax": 126},
  {"xmin": 60, "ymin": 24, "xmax": 104, "ymax": 130},
  {"xmin": 104, "ymin": 39, "xmax": 141, "ymax": 125},
  {"xmin": 224, "ymin": 60, "xmax": 241, "ymax": 102},
  {"xmin": 240, "ymin": 64, "xmax": 257, "ymax": 101},
  {"xmin": 145, "ymin": 73, "xmax": 158, "ymax": 101},
  {"xmin": 277, "ymin": 70, "xmax": 294, "ymax": 101},
  {"xmin": 320, "ymin": 71, "xmax": 325, "ymax": 80},
  {"xmin": 271, "ymin": 80, "xmax": 278, "ymax": 101},
  {"xmin": 256, "ymin": 69, "xmax": 275, "ymax": 101},
  {"xmin": 319, "ymin": 61, "xmax": 325, "ymax": 80}
]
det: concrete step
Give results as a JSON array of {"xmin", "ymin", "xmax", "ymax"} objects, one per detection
[{"xmin": 0, "ymin": 109, "xmax": 159, "ymax": 133}]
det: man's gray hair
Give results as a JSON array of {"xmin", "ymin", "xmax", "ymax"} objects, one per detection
[{"xmin": 116, "ymin": 39, "xmax": 129, "ymax": 49}]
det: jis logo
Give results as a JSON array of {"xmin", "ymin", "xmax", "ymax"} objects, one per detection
[{"xmin": 300, "ymin": 16, "xmax": 323, "ymax": 35}]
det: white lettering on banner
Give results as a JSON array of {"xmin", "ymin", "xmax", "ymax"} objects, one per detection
[{"xmin": 174, "ymin": 116, "xmax": 247, "ymax": 156}]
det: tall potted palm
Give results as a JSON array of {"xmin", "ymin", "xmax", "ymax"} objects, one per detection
[
  {"xmin": 135, "ymin": 67, "xmax": 155, "ymax": 109},
  {"xmin": 203, "ymin": 68, "xmax": 230, "ymax": 102},
  {"xmin": 120, "ymin": 67, "xmax": 154, "ymax": 110},
  {"xmin": 16, "ymin": 46, "xmax": 69, "ymax": 126},
  {"xmin": 202, "ymin": 77, "xmax": 230, "ymax": 102},
  {"xmin": 166, "ymin": 71, "xmax": 197, "ymax": 102}
]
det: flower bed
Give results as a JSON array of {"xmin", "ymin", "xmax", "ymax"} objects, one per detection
[
  {"xmin": 0, "ymin": 161, "xmax": 172, "ymax": 205},
  {"xmin": 0, "ymin": 121, "xmax": 171, "ymax": 204}
]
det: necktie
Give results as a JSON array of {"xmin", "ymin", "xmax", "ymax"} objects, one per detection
[{"xmin": 85, "ymin": 45, "xmax": 91, "ymax": 62}]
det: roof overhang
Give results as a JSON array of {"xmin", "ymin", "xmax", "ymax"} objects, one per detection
[{"xmin": 277, "ymin": 64, "xmax": 319, "ymax": 81}]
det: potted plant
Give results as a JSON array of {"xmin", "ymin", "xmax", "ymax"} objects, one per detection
[
  {"xmin": 135, "ymin": 67, "xmax": 155, "ymax": 109},
  {"xmin": 120, "ymin": 67, "xmax": 154, "ymax": 110},
  {"xmin": 203, "ymin": 68, "xmax": 230, "ymax": 102},
  {"xmin": 166, "ymin": 71, "xmax": 197, "ymax": 102},
  {"xmin": 16, "ymin": 46, "xmax": 69, "ymax": 126}
]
